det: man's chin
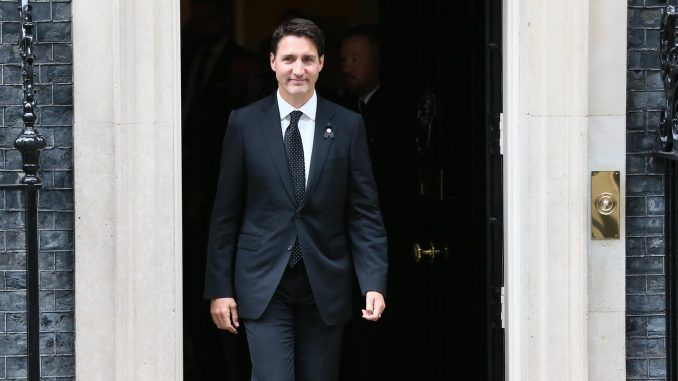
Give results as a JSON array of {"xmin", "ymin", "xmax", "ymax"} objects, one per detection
[
  {"xmin": 284, "ymin": 87, "xmax": 309, "ymax": 96},
  {"xmin": 343, "ymin": 85, "xmax": 360, "ymax": 95}
]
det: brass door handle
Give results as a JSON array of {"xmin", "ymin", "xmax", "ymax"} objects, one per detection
[{"xmin": 412, "ymin": 242, "xmax": 448, "ymax": 262}]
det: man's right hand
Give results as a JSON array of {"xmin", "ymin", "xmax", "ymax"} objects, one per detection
[{"xmin": 210, "ymin": 297, "xmax": 240, "ymax": 334}]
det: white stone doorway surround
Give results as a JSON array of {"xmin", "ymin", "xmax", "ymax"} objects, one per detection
[
  {"xmin": 503, "ymin": 0, "xmax": 627, "ymax": 379},
  {"xmin": 71, "ymin": 0, "xmax": 627, "ymax": 380}
]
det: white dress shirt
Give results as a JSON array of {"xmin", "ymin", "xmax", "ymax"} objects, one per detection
[{"xmin": 277, "ymin": 89, "xmax": 316, "ymax": 187}]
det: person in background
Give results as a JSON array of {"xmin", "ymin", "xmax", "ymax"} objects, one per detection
[
  {"xmin": 340, "ymin": 25, "xmax": 381, "ymax": 149},
  {"xmin": 339, "ymin": 25, "xmax": 395, "ymax": 202}
]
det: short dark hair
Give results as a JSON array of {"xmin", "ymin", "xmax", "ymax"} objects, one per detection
[
  {"xmin": 270, "ymin": 18, "xmax": 325, "ymax": 56},
  {"xmin": 343, "ymin": 24, "xmax": 380, "ymax": 49}
]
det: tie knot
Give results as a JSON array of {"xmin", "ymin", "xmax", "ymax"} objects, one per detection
[{"xmin": 289, "ymin": 110, "xmax": 303, "ymax": 125}]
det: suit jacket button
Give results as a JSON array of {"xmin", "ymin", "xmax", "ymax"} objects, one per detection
[{"xmin": 295, "ymin": 212, "xmax": 301, "ymax": 218}]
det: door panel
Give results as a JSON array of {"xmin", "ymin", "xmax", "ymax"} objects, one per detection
[{"xmin": 353, "ymin": 0, "xmax": 504, "ymax": 379}]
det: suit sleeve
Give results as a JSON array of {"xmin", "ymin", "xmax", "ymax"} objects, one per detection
[
  {"xmin": 345, "ymin": 114, "xmax": 389, "ymax": 297},
  {"xmin": 203, "ymin": 110, "xmax": 245, "ymax": 299}
]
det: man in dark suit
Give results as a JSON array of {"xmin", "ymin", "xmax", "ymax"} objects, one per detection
[
  {"xmin": 338, "ymin": 25, "xmax": 397, "ymax": 213},
  {"xmin": 203, "ymin": 18, "xmax": 388, "ymax": 381},
  {"xmin": 339, "ymin": 25, "xmax": 381, "ymax": 120}
]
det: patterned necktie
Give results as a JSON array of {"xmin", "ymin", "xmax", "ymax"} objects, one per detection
[{"xmin": 284, "ymin": 110, "xmax": 305, "ymax": 267}]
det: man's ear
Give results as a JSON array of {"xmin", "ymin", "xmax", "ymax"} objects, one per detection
[
  {"xmin": 319, "ymin": 54, "xmax": 324, "ymax": 71},
  {"xmin": 270, "ymin": 52, "xmax": 276, "ymax": 71}
]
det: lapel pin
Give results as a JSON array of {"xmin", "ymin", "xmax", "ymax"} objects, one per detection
[{"xmin": 323, "ymin": 122, "xmax": 334, "ymax": 139}]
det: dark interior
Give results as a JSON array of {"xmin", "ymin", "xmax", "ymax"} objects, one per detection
[{"xmin": 181, "ymin": 1, "xmax": 503, "ymax": 380}]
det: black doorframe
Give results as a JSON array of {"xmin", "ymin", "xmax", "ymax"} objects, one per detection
[
  {"xmin": 485, "ymin": 0, "xmax": 505, "ymax": 380},
  {"xmin": 664, "ymin": 159, "xmax": 678, "ymax": 381},
  {"xmin": 656, "ymin": 6, "xmax": 678, "ymax": 379}
]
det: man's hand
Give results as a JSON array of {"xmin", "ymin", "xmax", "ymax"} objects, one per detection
[
  {"xmin": 210, "ymin": 297, "xmax": 240, "ymax": 334},
  {"xmin": 361, "ymin": 291, "xmax": 386, "ymax": 321}
]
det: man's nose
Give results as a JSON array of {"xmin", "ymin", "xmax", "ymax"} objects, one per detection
[
  {"xmin": 341, "ymin": 61, "xmax": 351, "ymax": 73},
  {"xmin": 292, "ymin": 60, "xmax": 304, "ymax": 76}
]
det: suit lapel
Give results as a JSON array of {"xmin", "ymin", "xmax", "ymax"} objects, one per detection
[
  {"xmin": 259, "ymin": 95, "xmax": 297, "ymax": 205},
  {"xmin": 299, "ymin": 97, "xmax": 334, "ymax": 210}
]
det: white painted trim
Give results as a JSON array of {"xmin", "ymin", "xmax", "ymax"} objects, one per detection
[
  {"xmin": 503, "ymin": 0, "xmax": 525, "ymax": 379},
  {"xmin": 172, "ymin": 0, "xmax": 185, "ymax": 376}
]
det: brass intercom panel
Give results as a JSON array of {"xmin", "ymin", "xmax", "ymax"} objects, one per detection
[{"xmin": 591, "ymin": 171, "xmax": 620, "ymax": 240}]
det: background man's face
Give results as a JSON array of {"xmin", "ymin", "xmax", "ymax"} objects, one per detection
[
  {"xmin": 187, "ymin": 3, "xmax": 231, "ymax": 44},
  {"xmin": 340, "ymin": 36, "xmax": 379, "ymax": 96},
  {"xmin": 270, "ymin": 36, "xmax": 324, "ymax": 101}
]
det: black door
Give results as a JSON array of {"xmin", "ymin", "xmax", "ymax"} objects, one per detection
[{"xmin": 341, "ymin": 1, "xmax": 504, "ymax": 379}]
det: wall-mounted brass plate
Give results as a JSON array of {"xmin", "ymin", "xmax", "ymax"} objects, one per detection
[{"xmin": 591, "ymin": 171, "xmax": 620, "ymax": 240}]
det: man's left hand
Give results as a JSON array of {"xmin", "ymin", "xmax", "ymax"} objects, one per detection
[{"xmin": 362, "ymin": 291, "xmax": 386, "ymax": 321}]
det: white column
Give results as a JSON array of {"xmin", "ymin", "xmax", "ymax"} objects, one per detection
[
  {"xmin": 72, "ymin": 0, "xmax": 183, "ymax": 379},
  {"xmin": 505, "ymin": 0, "xmax": 591, "ymax": 379},
  {"xmin": 505, "ymin": 0, "xmax": 627, "ymax": 379}
]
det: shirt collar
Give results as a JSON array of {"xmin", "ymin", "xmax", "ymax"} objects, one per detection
[
  {"xmin": 277, "ymin": 89, "xmax": 317, "ymax": 121},
  {"xmin": 360, "ymin": 85, "xmax": 380, "ymax": 105}
]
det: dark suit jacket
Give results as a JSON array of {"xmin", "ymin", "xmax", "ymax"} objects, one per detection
[{"xmin": 203, "ymin": 93, "xmax": 388, "ymax": 326}]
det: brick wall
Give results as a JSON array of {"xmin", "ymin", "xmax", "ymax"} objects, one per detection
[
  {"xmin": 627, "ymin": 0, "xmax": 670, "ymax": 379},
  {"xmin": 0, "ymin": 0, "xmax": 73, "ymax": 379}
]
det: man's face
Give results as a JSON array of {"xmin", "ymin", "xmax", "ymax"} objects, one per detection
[
  {"xmin": 340, "ymin": 36, "xmax": 379, "ymax": 96},
  {"xmin": 270, "ymin": 35, "xmax": 324, "ymax": 103}
]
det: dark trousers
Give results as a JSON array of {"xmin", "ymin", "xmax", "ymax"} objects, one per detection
[{"xmin": 243, "ymin": 261, "xmax": 344, "ymax": 381}]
